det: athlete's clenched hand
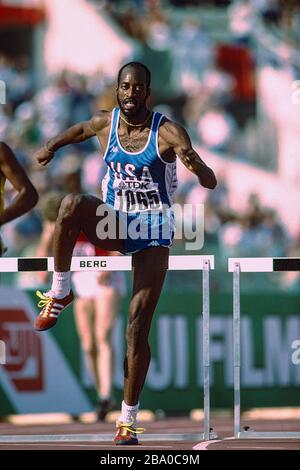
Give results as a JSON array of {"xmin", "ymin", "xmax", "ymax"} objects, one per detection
[{"xmin": 35, "ymin": 145, "xmax": 55, "ymax": 166}]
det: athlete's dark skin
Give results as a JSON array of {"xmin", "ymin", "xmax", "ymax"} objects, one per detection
[
  {"xmin": 34, "ymin": 64, "xmax": 217, "ymax": 406},
  {"xmin": 0, "ymin": 142, "xmax": 38, "ymax": 255}
]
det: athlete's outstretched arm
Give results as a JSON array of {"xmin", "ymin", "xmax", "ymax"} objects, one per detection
[
  {"xmin": 164, "ymin": 121, "xmax": 217, "ymax": 189},
  {"xmin": 35, "ymin": 111, "xmax": 109, "ymax": 166},
  {"xmin": 0, "ymin": 142, "xmax": 38, "ymax": 225}
]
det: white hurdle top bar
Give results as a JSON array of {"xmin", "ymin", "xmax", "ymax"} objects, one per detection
[
  {"xmin": 228, "ymin": 257, "xmax": 300, "ymax": 272},
  {"xmin": 0, "ymin": 255, "xmax": 214, "ymax": 272}
]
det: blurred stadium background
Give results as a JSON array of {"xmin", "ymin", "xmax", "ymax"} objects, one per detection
[{"xmin": 0, "ymin": 0, "xmax": 300, "ymax": 419}]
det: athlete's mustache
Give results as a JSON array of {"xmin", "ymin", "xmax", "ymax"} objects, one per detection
[{"xmin": 123, "ymin": 99, "xmax": 137, "ymax": 105}]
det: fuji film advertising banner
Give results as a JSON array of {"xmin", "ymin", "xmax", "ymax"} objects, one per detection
[{"xmin": 0, "ymin": 287, "xmax": 300, "ymax": 415}]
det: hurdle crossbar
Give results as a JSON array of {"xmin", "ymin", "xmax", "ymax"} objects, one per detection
[
  {"xmin": 0, "ymin": 254, "xmax": 215, "ymax": 443},
  {"xmin": 0, "ymin": 255, "xmax": 214, "ymax": 272},
  {"xmin": 229, "ymin": 257, "xmax": 300, "ymax": 439},
  {"xmin": 228, "ymin": 257, "xmax": 300, "ymax": 273}
]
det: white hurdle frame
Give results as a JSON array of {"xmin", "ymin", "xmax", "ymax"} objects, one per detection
[
  {"xmin": 228, "ymin": 257, "xmax": 300, "ymax": 439},
  {"xmin": 0, "ymin": 254, "xmax": 215, "ymax": 443}
]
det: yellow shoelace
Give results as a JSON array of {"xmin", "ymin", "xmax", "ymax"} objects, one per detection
[
  {"xmin": 118, "ymin": 416, "xmax": 145, "ymax": 435},
  {"xmin": 36, "ymin": 291, "xmax": 54, "ymax": 317}
]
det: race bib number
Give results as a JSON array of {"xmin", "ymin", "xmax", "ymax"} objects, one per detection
[{"xmin": 116, "ymin": 188, "xmax": 162, "ymax": 213}]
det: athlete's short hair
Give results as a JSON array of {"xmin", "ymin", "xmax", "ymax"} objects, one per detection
[{"xmin": 117, "ymin": 62, "xmax": 151, "ymax": 88}]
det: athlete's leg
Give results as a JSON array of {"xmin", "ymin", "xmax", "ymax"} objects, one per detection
[
  {"xmin": 54, "ymin": 194, "xmax": 124, "ymax": 272},
  {"xmin": 73, "ymin": 297, "xmax": 98, "ymax": 388},
  {"xmin": 35, "ymin": 195, "xmax": 124, "ymax": 331},
  {"xmin": 94, "ymin": 285, "xmax": 120, "ymax": 400},
  {"xmin": 124, "ymin": 246, "xmax": 169, "ymax": 405}
]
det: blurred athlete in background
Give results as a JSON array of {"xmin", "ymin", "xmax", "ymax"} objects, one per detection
[{"xmin": 0, "ymin": 141, "xmax": 38, "ymax": 256}]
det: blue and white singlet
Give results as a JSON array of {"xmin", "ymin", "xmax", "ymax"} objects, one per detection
[{"xmin": 101, "ymin": 108, "xmax": 178, "ymax": 254}]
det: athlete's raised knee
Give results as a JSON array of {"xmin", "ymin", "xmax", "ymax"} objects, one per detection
[{"xmin": 58, "ymin": 194, "xmax": 85, "ymax": 222}]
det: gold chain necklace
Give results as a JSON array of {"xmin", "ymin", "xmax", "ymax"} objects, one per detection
[{"xmin": 120, "ymin": 112, "xmax": 151, "ymax": 128}]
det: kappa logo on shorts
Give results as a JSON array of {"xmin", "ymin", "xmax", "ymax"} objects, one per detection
[
  {"xmin": 148, "ymin": 241, "xmax": 160, "ymax": 247},
  {"xmin": 112, "ymin": 146, "xmax": 119, "ymax": 153}
]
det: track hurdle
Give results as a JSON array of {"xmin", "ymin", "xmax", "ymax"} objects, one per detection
[
  {"xmin": 0, "ymin": 254, "xmax": 215, "ymax": 443},
  {"xmin": 228, "ymin": 257, "xmax": 300, "ymax": 439}
]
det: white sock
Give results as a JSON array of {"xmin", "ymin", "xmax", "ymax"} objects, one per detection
[
  {"xmin": 48, "ymin": 271, "xmax": 71, "ymax": 299},
  {"xmin": 119, "ymin": 400, "xmax": 139, "ymax": 427}
]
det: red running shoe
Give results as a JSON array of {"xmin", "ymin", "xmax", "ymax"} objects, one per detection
[
  {"xmin": 114, "ymin": 418, "xmax": 145, "ymax": 445},
  {"xmin": 34, "ymin": 290, "xmax": 74, "ymax": 331}
]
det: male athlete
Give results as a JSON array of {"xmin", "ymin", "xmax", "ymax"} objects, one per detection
[
  {"xmin": 0, "ymin": 142, "xmax": 38, "ymax": 255},
  {"xmin": 34, "ymin": 62, "xmax": 217, "ymax": 445}
]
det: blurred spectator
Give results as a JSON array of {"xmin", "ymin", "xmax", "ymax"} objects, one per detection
[
  {"xmin": 251, "ymin": 0, "xmax": 280, "ymax": 24},
  {"xmin": 0, "ymin": 54, "xmax": 33, "ymax": 109},
  {"xmin": 173, "ymin": 19, "xmax": 214, "ymax": 88},
  {"xmin": 197, "ymin": 105, "xmax": 237, "ymax": 152},
  {"xmin": 202, "ymin": 66, "xmax": 236, "ymax": 106},
  {"xmin": 228, "ymin": 0, "xmax": 255, "ymax": 45},
  {"xmin": 244, "ymin": 192, "xmax": 265, "ymax": 227},
  {"xmin": 69, "ymin": 75, "xmax": 94, "ymax": 125},
  {"xmin": 35, "ymin": 74, "xmax": 72, "ymax": 140}
]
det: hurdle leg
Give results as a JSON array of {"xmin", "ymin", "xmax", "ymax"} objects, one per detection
[
  {"xmin": 233, "ymin": 262, "xmax": 241, "ymax": 438},
  {"xmin": 0, "ymin": 254, "xmax": 215, "ymax": 443},
  {"xmin": 202, "ymin": 259, "xmax": 211, "ymax": 440}
]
